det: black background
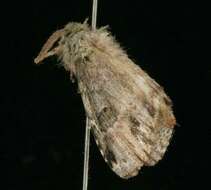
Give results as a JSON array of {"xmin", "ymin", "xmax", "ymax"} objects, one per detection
[{"xmin": 1, "ymin": 1, "xmax": 209, "ymax": 190}]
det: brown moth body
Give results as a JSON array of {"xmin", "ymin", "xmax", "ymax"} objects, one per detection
[{"xmin": 35, "ymin": 21, "xmax": 176, "ymax": 179}]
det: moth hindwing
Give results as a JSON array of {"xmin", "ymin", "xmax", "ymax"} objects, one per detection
[{"xmin": 35, "ymin": 21, "xmax": 176, "ymax": 179}]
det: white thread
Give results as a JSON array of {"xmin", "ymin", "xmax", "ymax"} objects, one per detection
[
  {"xmin": 82, "ymin": 1, "xmax": 98, "ymax": 190},
  {"xmin": 82, "ymin": 118, "xmax": 91, "ymax": 190},
  {"xmin": 92, "ymin": 0, "xmax": 98, "ymax": 30}
]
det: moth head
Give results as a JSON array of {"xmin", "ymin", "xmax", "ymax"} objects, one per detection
[{"xmin": 34, "ymin": 21, "xmax": 89, "ymax": 64}]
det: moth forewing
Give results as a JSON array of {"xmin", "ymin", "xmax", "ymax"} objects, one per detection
[{"xmin": 35, "ymin": 22, "xmax": 176, "ymax": 179}]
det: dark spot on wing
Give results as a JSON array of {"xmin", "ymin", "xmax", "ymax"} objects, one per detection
[
  {"xmin": 129, "ymin": 116, "xmax": 155, "ymax": 145},
  {"xmin": 147, "ymin": 104, "xmax": 156, "ymax": 117},
  {"xmin": 105, "ymin": 147, "xmax": 117, "ymax": 168},
  {"xmin": 130, "ymin": 116, "xmax": 140, "ymax": 126},
  {"xmin": 129, "ymin": 116, "xmax": 140, "ymax": 138},
  {"xmin": 143, "ymin": 98, "xmax": 155, "ymax": 117},
  {"xmin": 97, "ymin": 106, "xmax": 117, "ymax": 132},
  {"xmin": 81, "ymin": 56, "xmax": 91, "ymax": 64}
]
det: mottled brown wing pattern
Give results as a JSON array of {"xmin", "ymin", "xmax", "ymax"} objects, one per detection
[
  {"xmin": 74, "ymin": 41, "xmax": 175, "ymax": 178},
  {"xmin": 34, "ymin": 22, "xmax": 176, "ymax": 179}
]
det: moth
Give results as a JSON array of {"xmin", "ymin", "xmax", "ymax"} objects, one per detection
[{"xmin": 35, "ymin": 21, "xmax": 176, "ymax": 179}]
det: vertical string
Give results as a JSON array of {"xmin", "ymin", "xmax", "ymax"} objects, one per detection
[
  {"xmin": 82, "ymin": 118, "xmax": 91, "ymax": 190},
  {"xmin": 82, "ymin": 2, "xmax": 98, "ymax": 190},
  {"xmin": 92, "ymin": 0, "xmax": 98, "ymax": 30}
]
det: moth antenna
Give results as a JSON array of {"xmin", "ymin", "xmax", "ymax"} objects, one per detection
[{"xmin": 34, "ymin": 29, "xmax": 64, "ymax": 64}]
